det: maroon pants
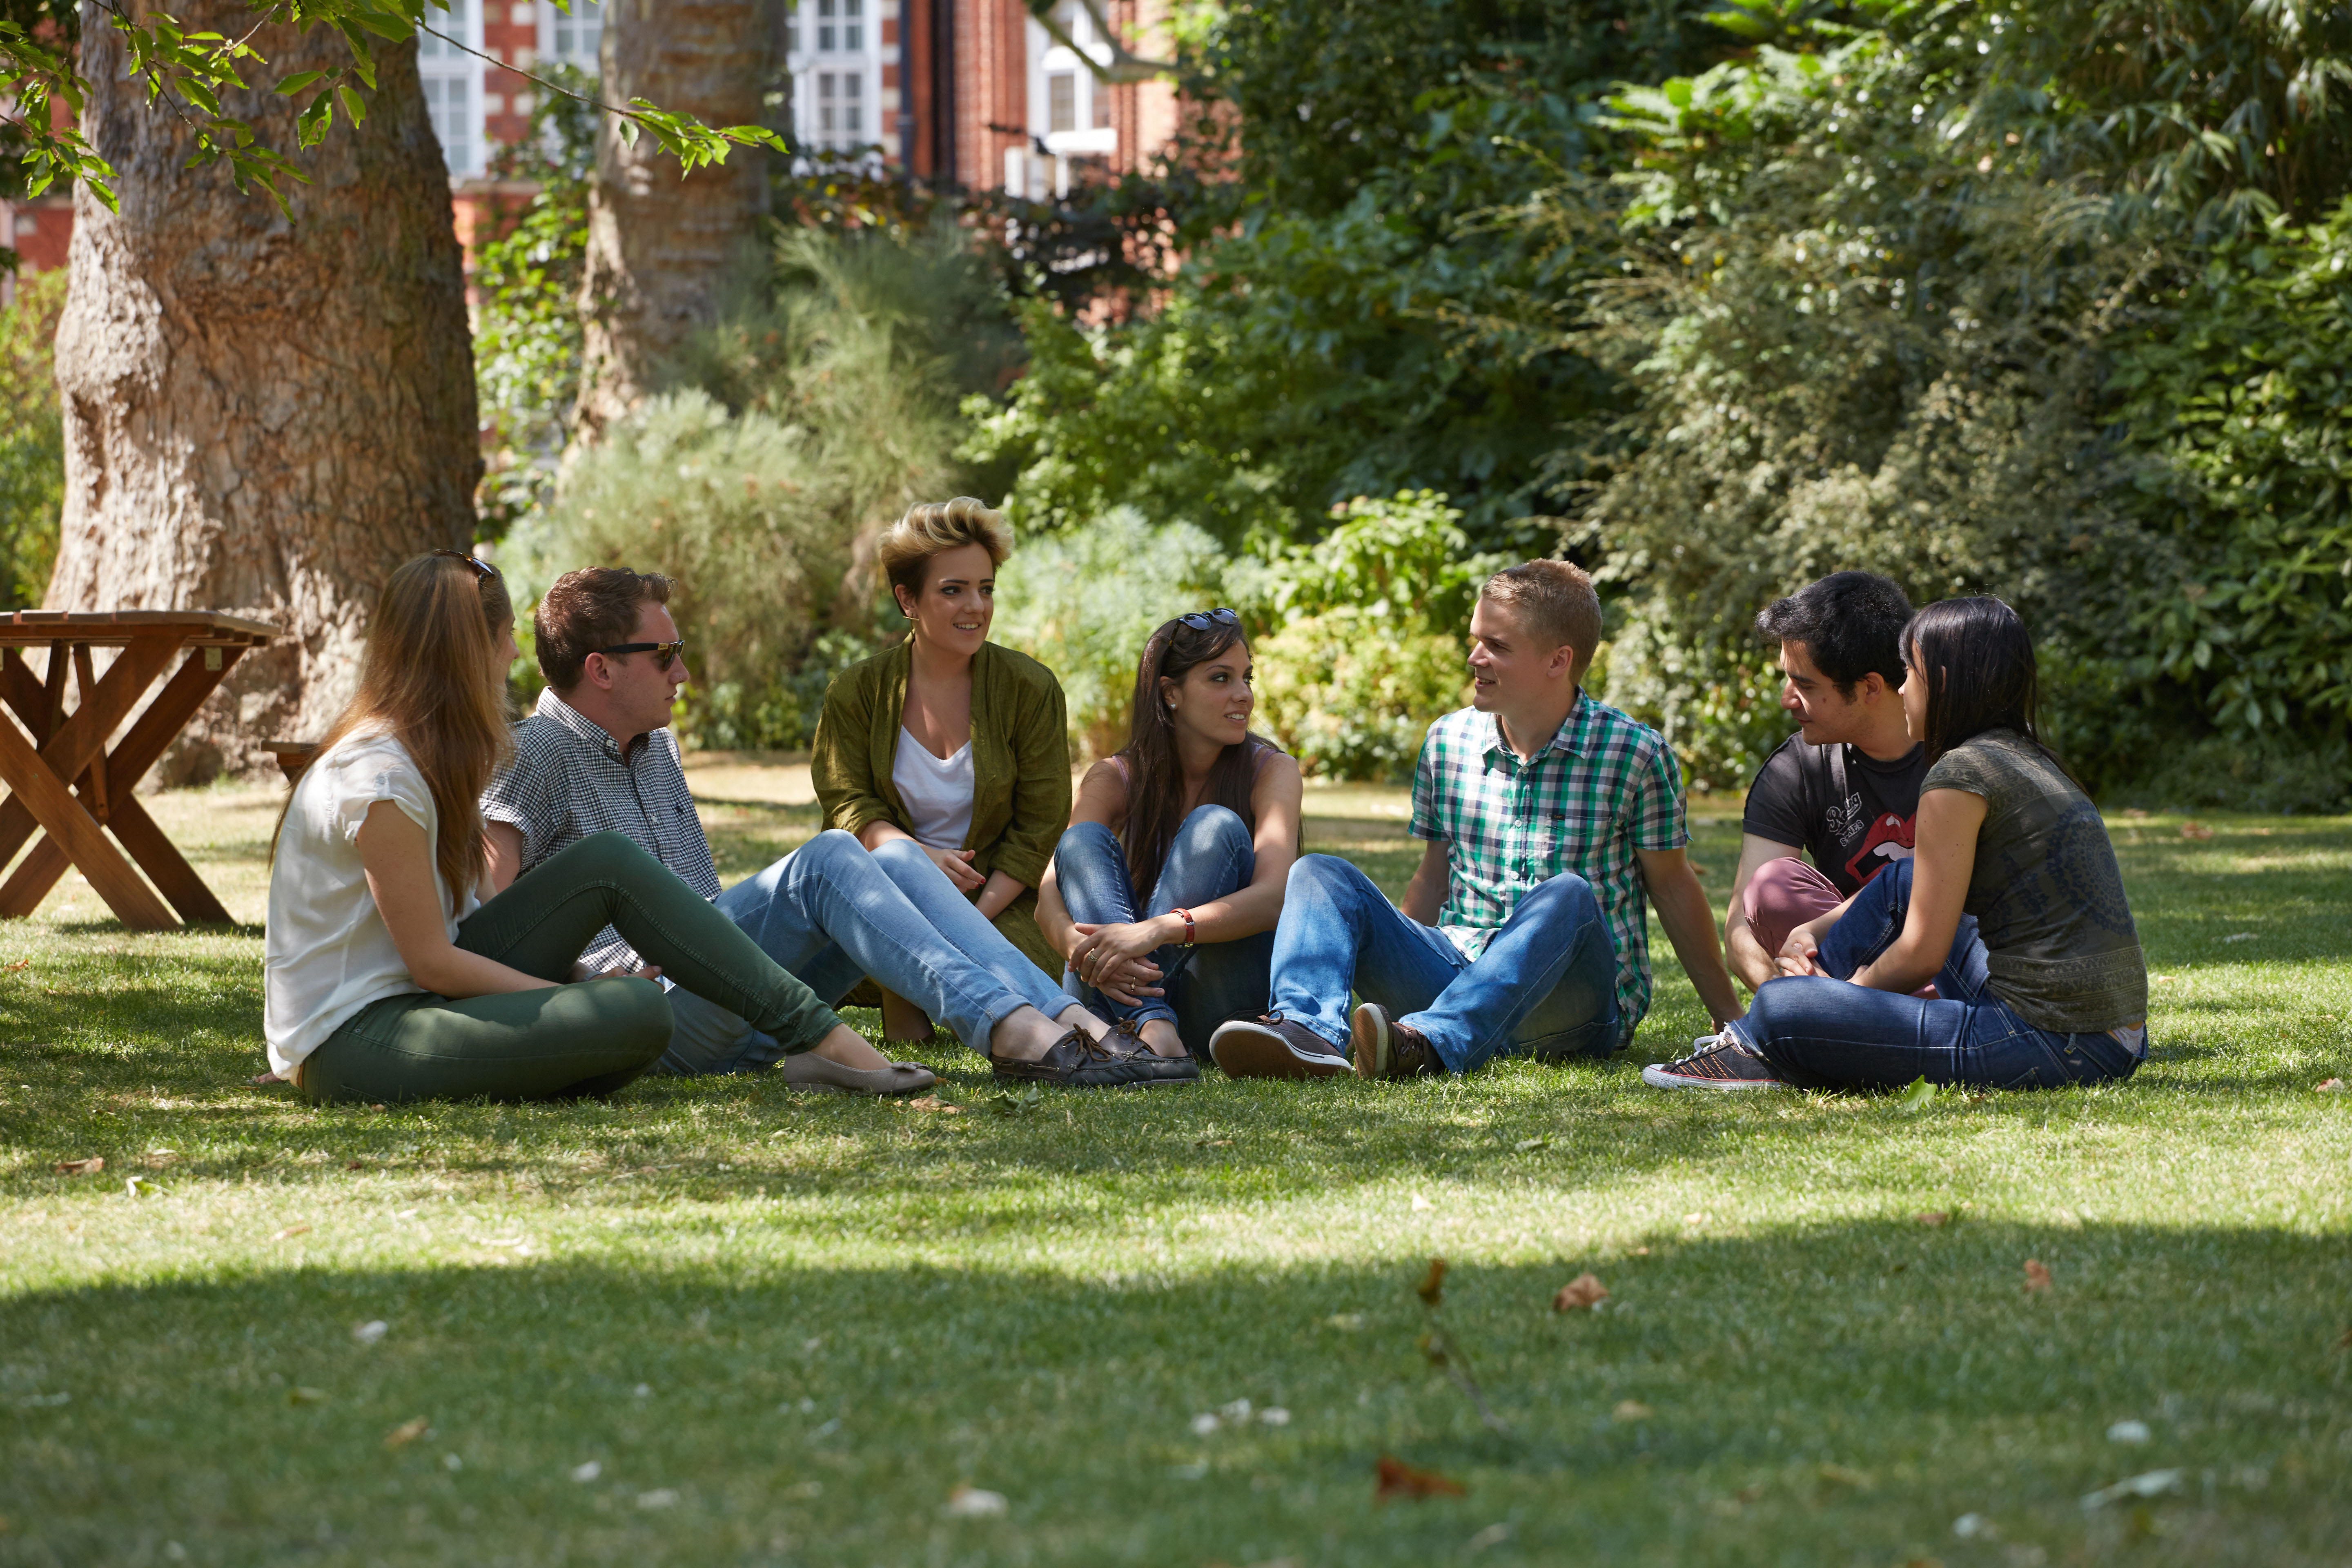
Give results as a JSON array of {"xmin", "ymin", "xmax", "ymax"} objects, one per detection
[{"xmin": 1744, "ymin": 856, "xmax": 1934, "ymax": 997}]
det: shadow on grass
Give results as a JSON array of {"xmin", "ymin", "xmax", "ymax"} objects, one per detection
[{"xmin": 0, "ymin": 1222, "xmax": 2344, "ymax": 1567}]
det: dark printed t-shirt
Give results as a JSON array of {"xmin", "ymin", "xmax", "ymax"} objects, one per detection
[{"xmin": 1741, "ymin": 735, "xmax": 1929, "ymax": 897}]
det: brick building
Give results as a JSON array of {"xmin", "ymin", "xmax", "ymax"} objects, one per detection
[{"xmin": 2, "ymin": 0, "xmax": 1176, "ymax": 305}]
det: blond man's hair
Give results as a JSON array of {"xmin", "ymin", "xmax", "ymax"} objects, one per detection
[
  {"xmin": 878, "ymin": 497, "xmax": 1015, "ymax": 601},
  {"xmin": 1481, "ymin": 559, "xmax": 1603, "ymax": 676}
]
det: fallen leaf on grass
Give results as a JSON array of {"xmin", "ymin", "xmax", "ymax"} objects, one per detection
[
  {"xmin": 4, "ymin": 958, "xmax": 29, "ymax": 971},
  {"xmin": 987, "ymin": 1086, "xmax": 1043, "ymax": 1117},
  {"xmin": 345, "ymin": 1160, "xmax": 367, "ymax": 1169},
  {"xmin": 272, "ymin": 1225, "xmax": 311, "ymax": 1240},
  {"xmin": 2316, "ymin": 1079, "xmax": 2345, "ymax": 1093},
  {"xmin": 1375, "ymin": 1455, "xmax": 1467, "ymax": 1502},
  {"xmin": 1899, "ymin": 1075, "xmax": 1938, "ymax": 1109},
  {"xmin": 2023, "ymin": 1259, "xmax": 2053, "ymax": 1293},
  {"xmin": 902, "ymin": 1096, "xmax": 962, "ymax": 1115},
  {"xmin": 635, "ymin": 1489, "xmax": 678, "ymax": 1510},
  {"xmin": 1552, "ymin": 1274, "xmax": 1608, "ymax": 1312},
  {"xmin": 2107, "ymin": 1420, "xmax": 2150, "ymax": 1444},
  {"xmin": 569, "ymin": 1461, "xmax": 602, "ymax": 1483},
  {"xmin": 287, "ymin": 1388, "xmax": 327, "ymax": 1405},
  {"xmin": 123, "ymin": 1176, "xmax": 159, "ymax": 1198},
  {"xmin": 1916, "ymin": 1211, "xmax": 1949, "ymax": 1227},
  {"xmin": 1512, "ymin": 1136, "xmax": 1551, "ymax": 1152},
  {"xmin": 352, "ymin": 1320, "xmax": 389, "ymax": 1345},
  {"xmin": 53, "ymin": 1156, "xmax": 103, "ymax": 1176},
  {"xmin": 1415, "ymin": 1257, "xmax": 1448, "ymax": 1306},
  {"xmin": 2179, "ymin": 821, "xmax": 2214, "ymax": 841},
  {"xmin": 1613, "ymin": 1401, "xmax": 1653, "ymax": 1422},
  {"xmin": 1466, "ymin": 1523, "xmax": 1513, "ymax": 1552},
  {"xmin": 1322, "ymin": 1313, "xmax": 1365, "ymax": 1332},
  {"xmin": 943, "ymin": 1486, "xmax": 1008, "ymax": 1518},
  {"xmin": 1816, "ymin": 1463, "xmax": 1874, "ymax": 1490},
  {"xmin": 1194, "ymin": 1135, "xmax": 1233, "ymax": 1147},
  {"xmin": 383, "ymin": 1417, "xmax": 430, "ymax": 1448},
  {"xmin": 2080, "ymin": 1468, "xmax": 2183, "ymax": 1510}
]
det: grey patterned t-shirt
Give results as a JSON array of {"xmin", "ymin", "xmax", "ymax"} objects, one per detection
[
  {"xmin": 1924, "ymin": 728, "xmax": 2147, "ymax": 1034},
  {"xmin": 479, "ymin": 688, "xmax": 718, "ymax": 974}
]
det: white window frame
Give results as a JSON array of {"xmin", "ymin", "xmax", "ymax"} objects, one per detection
[
  {"xmin": 417, "ymin": 0, "xmax": 487, "ymax": 179},
  {"xmin": 1027, "ymin": 4, "xmax": 1116, "ymax": 159},
  {"xmin": 536, "ymin": 0, "xmax": 604, "ymax": 73},
  {"xmin": 784, "ymin": 0, "xmax": 889, "ymax": 165}
]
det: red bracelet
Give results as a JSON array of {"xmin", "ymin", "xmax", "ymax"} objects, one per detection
[{"xmin": 1172, "ymin": 907, "xmax": 1196, "ymax": 946}]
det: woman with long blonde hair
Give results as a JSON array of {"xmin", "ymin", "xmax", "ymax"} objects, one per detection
[{"xmin": 266, "ymin": 550, "xmax": 865, "ymax": 1102}]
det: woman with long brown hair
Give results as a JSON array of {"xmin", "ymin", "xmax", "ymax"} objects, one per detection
[
  {"xmin": 265, "ymin": 551, "xmax": 866, "ymax": 1102},
  {"xmin": 1036, "ymin": 610, "xmax": 1303, "ymax": 1062}
]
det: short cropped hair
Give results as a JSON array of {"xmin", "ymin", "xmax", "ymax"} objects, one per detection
[
  {"xmin": 878, "ymin": 497, "xmax": 1015, "ymax": 603},
  {"xmin": 1754, "ymin": 570, "xmax": 1913, "ymax": 697},
  {"xmin": 1480, "ymin": 559, "xmax": 1603, "ymax": 672},
  {"xmin": 536, "ymin": 566, "xmax": 675, "ymax": 691}
]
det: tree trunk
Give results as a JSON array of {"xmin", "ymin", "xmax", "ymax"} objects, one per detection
[
  {"xmin": 574, "ymin": 0, "xmax": 773, "ymax": 439},
  {"xmin": 47, "ymin": 0, "xmax": 479, "ymax": 782}
]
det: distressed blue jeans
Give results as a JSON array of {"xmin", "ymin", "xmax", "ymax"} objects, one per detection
[
  {"xmin": 660, "ymin": 830, "xmax": 1073, "ymax": 1074},
  {"xmin": 1727, "ymin": 857, "xmax": 2145, "ymax": 1090},
  {"xmin": 1265, "ymin": 854, "xmax": 1620, "ymax": 1074},
  {"xmin": 1052, "ymin": 807, "xmax": 1274, "ymax": 1058}
]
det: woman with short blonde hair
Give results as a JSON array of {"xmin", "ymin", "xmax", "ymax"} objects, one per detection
[{"xmin": 812, "ymin": 499, "xmax": 1189, "ymax": 1087}]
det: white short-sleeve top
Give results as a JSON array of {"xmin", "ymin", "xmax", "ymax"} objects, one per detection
[
  {"xmin": 263, "ymin": 730, "xmax": 477, "ymax": 1078},
  {"xmin": 892, "ymin": 725, "xmax": 976, "ymax": 851}
]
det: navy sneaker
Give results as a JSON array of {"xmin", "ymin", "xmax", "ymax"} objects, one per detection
[
  {"xmin": 1209, "ymin": 1013, "xmax": 1350, "ymax": 1078},
  {"xmin": 1641, "ymin": 1037, "xmax": 1787, "ymax": 1090}
]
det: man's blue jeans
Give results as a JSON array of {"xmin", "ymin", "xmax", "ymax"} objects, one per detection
[
  {"xmin": 1266, "ymin": 854, "xmax": 1620, "ymax": 1074},
  {"xmin": 659, "ymin": 830, "xmax": 1072, "ymax": 1074},
  {"xmin": 1726, "ymin": 858, "xmax": 2144, "ymax": 1090},
  {"xmin": 1052, "ymin": 808, "xmax": 1274, "ymax": 1057}
]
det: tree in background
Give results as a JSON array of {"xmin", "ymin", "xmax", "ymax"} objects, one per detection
[{"xmin": 574, "ymin": 0, "xmax": 774, "ymax": 440}]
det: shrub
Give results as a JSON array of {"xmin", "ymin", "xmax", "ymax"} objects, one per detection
[
  {"xmin": 0, "ymin": 268, "xmax": 65, "ymax": 608},
  {"xmin": 1253, "ymin": 613, "xmax": 1469, "ymax": 782},
  {"xmin": 992, "ymin": 508, "xmax": 1227, "ymax": 760}
]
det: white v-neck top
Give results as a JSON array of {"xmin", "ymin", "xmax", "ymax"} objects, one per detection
[{"xmin": 892, "ymin": 726, "xmax": 975, "ymax": 851}]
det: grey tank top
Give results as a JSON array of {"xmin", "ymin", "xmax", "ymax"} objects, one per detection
[{"xmin": 1923, "ymin": 729, "xmax": 2147, "ymax": 1034}]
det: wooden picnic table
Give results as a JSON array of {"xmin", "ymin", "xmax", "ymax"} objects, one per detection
[{"xmin": 0, "ymin": 610, "xmax": 281, "ymax": 930}]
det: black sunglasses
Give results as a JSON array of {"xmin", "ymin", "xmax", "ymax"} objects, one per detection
[
  {"xmin": 593, "ymin": 639, "xmax": 688, "ymax": 672},
  {"xmin": 1178, "ymin": 608, "xmax": 1241, "ymax": 631},
  {"xmin": 430, "ymin": 547, "xmax": 499, "ymax": 581}
]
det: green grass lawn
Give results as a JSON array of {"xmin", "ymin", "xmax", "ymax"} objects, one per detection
[{"xmin": 2, "ymin": 772, "xmax": 2347, "ymax": 1567}]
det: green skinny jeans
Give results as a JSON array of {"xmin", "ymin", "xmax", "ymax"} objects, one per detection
[{"xmin": 299, "ymin": 831, "xmax": 841, "ymax": 1104}]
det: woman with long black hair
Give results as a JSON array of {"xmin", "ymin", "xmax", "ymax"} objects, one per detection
[
  {"xmin": 1643, "ymin": 595, "xmax": 2149, "ymax": 1091},
  {"xmin": 1036, "ymin": 610, "xmax": 1304, "ymax": 1063}
]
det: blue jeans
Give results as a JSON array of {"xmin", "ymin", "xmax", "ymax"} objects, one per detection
[
  {"xmin": 1727, "ymin": 858, "xmax": 2144, "ymax": 1090},
  {"xmin": 1053, "ymin": 809, "xmax": 1274, "ymax": 1057},
  {"xmin": 660, "ymin": 830, "xmax": 1073, "ymax": 1074},
  {"xmin": 1266, "ymin": 854, "xmax": 1620, "ymax": 1074}
]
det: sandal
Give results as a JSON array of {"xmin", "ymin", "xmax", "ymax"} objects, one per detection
[{"xmin": 990, "ymin": 1027, "xmax": 1177, "ymax": 1088}]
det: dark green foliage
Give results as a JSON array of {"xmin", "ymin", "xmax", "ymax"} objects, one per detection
[{"xmin": 0, "ymin": 267, "xmax": 63, "ymax": 608}]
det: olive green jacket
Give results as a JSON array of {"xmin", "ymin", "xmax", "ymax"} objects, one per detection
[{"xmin": 811, "ymin": 637, "xmax": 1073, "ymax": 896}]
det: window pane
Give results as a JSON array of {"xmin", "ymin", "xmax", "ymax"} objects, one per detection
[
  {"xmin": 845, "ymin": 21, "xmax": 860, "ymax": 48},
  {"xmin": 818, "ymin": 23, "xmax": 834, "ymax": 49},
  {"xmin": 1048, "ymin": 72, "xmax": 1075, "ymax": 134}
]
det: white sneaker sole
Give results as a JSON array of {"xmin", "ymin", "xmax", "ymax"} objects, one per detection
[{"xmin": 1640, "ymin": 1062, "xmax": 1788, "ymax": 1090}]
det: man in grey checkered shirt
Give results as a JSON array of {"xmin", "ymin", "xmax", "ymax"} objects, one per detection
[
  {"xmin": 1211, "ymin": 561, "xmax": 1745, "ymax": 1082},
  {"xmin": 481, "ymin": 568, "xmax": 1123, "ymax": 1092}
]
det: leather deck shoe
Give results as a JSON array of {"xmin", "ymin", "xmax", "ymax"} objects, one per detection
[{"xmin": 991, "ymin": 1028, "xmax": 1171, "ymax": 1088}]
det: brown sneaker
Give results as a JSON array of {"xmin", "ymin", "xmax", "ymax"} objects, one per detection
[
  {"xmin": 1350, "ymin": 1002, "xmax": 1442, "ymax": 1080},
  {"xmin": 1207, "ymin": 1013, "xmax": 1350, "ymax": 1078}
]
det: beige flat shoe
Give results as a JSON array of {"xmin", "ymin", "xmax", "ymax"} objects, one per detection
[{"xmin": 781, "ymin": 1053, "xmax": 937, "ymax": 1096}]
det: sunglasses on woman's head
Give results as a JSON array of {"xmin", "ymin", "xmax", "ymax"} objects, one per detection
[
  {"xmin": 1178, "ymin": 608, "xmax": 1241, "ymax": 631},
  {"xmin": 594, "ymin": 639, "xmax": 688, "ymax": 672},
  {"xmin": 429, "ymin": 547, "xmax": 499, "ymax": 581}
]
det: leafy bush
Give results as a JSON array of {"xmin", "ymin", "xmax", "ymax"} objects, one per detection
[
  {"xmin": 507, "ymin": 390, "xmax": 854, "ymax": 746},
  {"xmin": 1253, "ymin": 615, "xmax": 1468, "ymax": 783},
  {"xmin": 0, "ymin": 267, "xmax": 63, "ymax": 608},
  {"xmin": 992, "ymin": 508, "xmax": 1227, "ymax": 760}
]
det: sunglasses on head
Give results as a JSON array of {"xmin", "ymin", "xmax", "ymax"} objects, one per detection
[
  {"xmin": 429, "ymin": 547, "xmax": 500, "ymax": 581},
  {"xmin": 593, "ymin": 639, "xmax": 688, "ymax": 672},
  {"xmin": 1177, "ymin": 608, "xmax": 1241, "ymax": 632}
]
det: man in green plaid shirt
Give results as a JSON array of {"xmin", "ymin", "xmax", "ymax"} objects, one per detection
[{"xmin": 1211, "ymin": 561, "xmax": 1745, "ymax": 1081}]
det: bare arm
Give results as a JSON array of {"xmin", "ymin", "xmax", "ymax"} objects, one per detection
[
  {"xmin": 1399, "ymin": 837, "xmax": 1450, "ymax": 926},
  {"xmin": 1722, "ymin": 833, "xmax": 1804, "ymax": 993},
  {"xmin": 1637, "ymin": 845, "xmax": 1745, "ymax": 1025},
  {"xmin": 1846, "ymin": 788, "xmax": 1982, "ymax": 993},
  {"xmin": 973, "ymin": 869, "xmax": 1026, "ymax": 922},
  {"xmin": 361, "ymin": 802, "xmax": 553, "ymax": 1000},
  {"xmin": 483, "ymin": 819, "xmax": 525, "ymax": 898}
]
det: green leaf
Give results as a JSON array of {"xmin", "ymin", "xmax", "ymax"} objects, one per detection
[
  {"xmin": 338, "ymin": 85, "xmax": 367, "ymax": 124},
  {"xmin": 1898, "ymin": 1076, "xmax": 1938, "ymax": 1111},
  {"xmin": 275, "ymin": 69, "xmax": 331, "ymax": 95},
  {"xmin": 350, "ymin": 10, "xmax": 417, "ymax": 41}
]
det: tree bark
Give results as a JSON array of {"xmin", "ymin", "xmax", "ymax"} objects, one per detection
[
  {"xmin": 574, "ymin": 0, "xmax": 773, "ymax": 439},
  {"xmin": 47, "ymin": 0, "xmax": 479, "ymax": 782}
]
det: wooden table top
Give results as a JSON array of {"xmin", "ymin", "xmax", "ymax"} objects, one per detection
[{"xmin": 0, "ymin": 610, "xmax": 282, "ymax": 648}]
